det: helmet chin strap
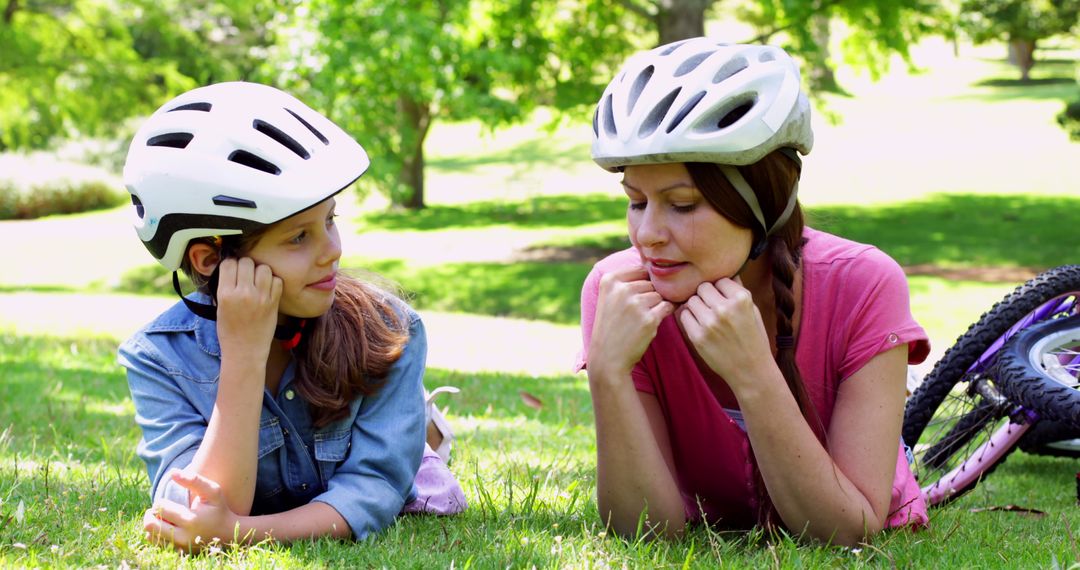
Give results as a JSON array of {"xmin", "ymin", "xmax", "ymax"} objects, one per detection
[
  {"xmin": 172, "ymin": 271, "xmax": 307, "ymax": 344},
  {"xmin": 719, "ymin": 163, "xmax": 800, "ymax": 275}
]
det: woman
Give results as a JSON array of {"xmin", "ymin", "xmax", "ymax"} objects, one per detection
[
  {"xmin": 118, "ymin": 82, "xmax": 465, "ymax": 552},
  {"xmin": 576, "ymin": 39, "xmax": 929, "ymax": 545}
]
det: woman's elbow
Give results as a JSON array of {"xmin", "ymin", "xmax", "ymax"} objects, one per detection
[
  {"xmin": 810, "ymin": 515, "xmax": 883, "ymax": 547},
  {"xmin": 597, "ymin": 502, "xmax": 686, "ymax": 541}
]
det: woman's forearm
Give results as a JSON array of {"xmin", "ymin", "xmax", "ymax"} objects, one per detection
[
  {"xmin": 589, "ymin": 365, "xmax": 685, "ymax": 539},
  {"xmin": 736, "ymin": 370, "xmax": 886, "ymax": 545}
]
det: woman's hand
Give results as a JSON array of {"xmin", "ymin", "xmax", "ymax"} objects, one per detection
[
  {"xmin": 215, "ymin": 257, "xmax": 283, "ymax": 360},
  {"xmin": 589, "ymin": 266, "xmax": 674, "ymax": 377},
  {"xmin": 677, "ymin": 277, "xmax": 772, "ymax": 389},
  {"xmin": 143, "ymin": 471, "xmax": 245, "ymax": 553}
]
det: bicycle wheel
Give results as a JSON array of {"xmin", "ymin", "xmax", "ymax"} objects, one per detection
[
  {"xmin": 997, "ymin": 314, "xmax": 1080, "ymax": 430},
  {"xmin": 904, "ymin": 265, "xmax": 1080, "ymax": 447},
  {"xmin": 902, "ymin": 265, "xmax": 1080, "ymax": 505}
]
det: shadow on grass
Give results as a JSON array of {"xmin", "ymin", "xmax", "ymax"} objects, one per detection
[
  {"xmin": 974, "ymin": 77, "xmax": 1076, "ymax": 88},
  {"xmin": 0, "ymin": 335, "xmax": 137, "ymax": 463},
  {"xmin": 807, "ymin": 193, "xmax": 1080, "ymax": 271},
  {"xmin": 355, "ymin": 193, "xmax": 626, "ymax": 232},
  {"xmin": 358, "ymin": 259, "xmax": 592, "ymax": 325},
  {"xmin": 428, "ymin": 137, "xmax": 590, "ymax": 172}
]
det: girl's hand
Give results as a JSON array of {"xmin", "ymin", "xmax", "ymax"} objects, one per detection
[
  {"xmin": 215, "ymin": 257, "xmax": 283, "ymax": 359},
  {"xmin": 589, "ymin": 266, "xmax": 674, "ymax": 377},
  {"xmin": 143, "ymin": 471, "xmax": 244, "ymax": 553},
  {"xmin": 677, "ymin": 277, "xmax": 772, "ymax": 390}
]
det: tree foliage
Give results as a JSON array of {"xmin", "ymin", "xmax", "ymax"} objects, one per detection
[
  {"xmin": 959, "ymin": 0, "xmax": 1079, "ymax": 80},
  {"xmin": 961, "ymin": 0, "xmax": 1079, "ymax": 42},
  {"xmin": 275, "ymin": 0, "xmax": 643, "ymax": 208},
  {"xmin": 736, "ymin": 0, "xmax": 940, "ymax": 85},
  {"xmin": 0, "ymin": 0, "xmax": 287, "ymax": 151}
]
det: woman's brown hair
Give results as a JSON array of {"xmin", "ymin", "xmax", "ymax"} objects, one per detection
[
  {"xmin": 685, "ymin": 152, "xmax": 821, "ymax": 440},
  {"xmin": 180, "ymin": 228, "xmax": 409, "ymax": 428}
]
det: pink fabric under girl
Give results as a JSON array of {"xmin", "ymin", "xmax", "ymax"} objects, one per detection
[{"xmin": 576, "ymin": 227, "xmax": 930, "ymax": 530}]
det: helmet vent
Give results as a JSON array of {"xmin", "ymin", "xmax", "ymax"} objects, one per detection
[
  {"xmin": 627, "ymin": 65, "xmax": 654, "ymax": 115},
  {"xmin": 228, "ymin": 150, "xmax": 281, "ymax": 175},
  {"xmin": 712, "ymin": 56, "xmax": 748, "ymax": 84},
  {"xmin": 665, "ymin": 90, "xmax": 706, "ymax": 134},
  {"xmin": 130, "ymin": 194, "xmax": 145, "ymax": 219},
  {"xmin": 168, "ymin": 102, "xmax": 212, "ymax": 113},
  {"xmin": 658, "ymin": 40, "xmax": 689, "ymax": 56},
  {"xmin": 147, "ymin": 132, "xmax": 194, "ymax": 149},
  {"xmin": 592, "ymin": 106, "xmax": 599, "ymax": 137},
  {"xmin": 254, "ymin": 120, "xmax": 310, "ymax": 159},
  {"xmin": 285, "ymin": 108, "xmax": 329, "ymax": 145},
  {"xmin": 212, "ymin": 195, "xmax": 258, "ymax": 208},
  {"xmin": 718, "ymin": 100, "xmax": 755, "ymax": 129},
  {"xmin": 638, "ymin": 87, "xmax": 680, "ymax": 138},
  {"xmin": 602, "ymin": 93, "xmax": 618, "ymax": 137},
  {"xmin": 759, "ymin": 50, "xmax": 777, "ymax": 62},
  {"xmin": 674, "ymin": 51, "xmax": 714, "ymax": 77}
]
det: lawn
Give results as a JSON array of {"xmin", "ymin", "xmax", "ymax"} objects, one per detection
[
  {"xmin": 1, "ymin": 36, "xmax": 1079, "ymax": 568},
  {"xmin": 2, "ymin": 336, "xmax": 1078, "ymax": 568}
]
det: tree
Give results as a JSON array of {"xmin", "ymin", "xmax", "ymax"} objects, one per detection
[
  {"xmin": 276, "ymin": 0, "xmax": 643, "ymax": 209},
  {"xmin": 0, "ymin": 0, "xmax": 288, "ymax": 151},
  {"xmin": 735, "ymin": 0, "xmax": 940, "ymax": 92},
  {"xmin": 616, "ymin": 0, "xmax": 716, "ymax": 43},
  {"xmin": 960, "ymin": 0, "xmax": 1080, "ymax": 81}
]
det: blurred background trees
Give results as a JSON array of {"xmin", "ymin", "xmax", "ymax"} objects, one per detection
[
  {"xmin": 1, "ymin": 0, "xmax": 1076, "ymax": 209},
  {"xmin": 959, "ymin": 0, "xmax": 1079, "ymax": 81}
]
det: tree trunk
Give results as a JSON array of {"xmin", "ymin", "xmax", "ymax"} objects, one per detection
[
  {"xmin": 808, "ymin": 14, "xmax": 841, "ymax": 93},
  {"xmin": 4, "ymin": 0, "xmax": 19, "ymax": 24},
  {"xmin": 398, "ymin": 95, "xmax": 432, "ymax": 210},
  {"xmin": 655, "ymin": 0, "xmax": 713, "ymax": 44},
  {"xmin": 1008, "ymin": 37, "xmax": 1036, "ymax": 82}
]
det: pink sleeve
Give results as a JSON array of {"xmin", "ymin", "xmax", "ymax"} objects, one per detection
[
  {"xmin": 574, "ymin": 265, "xmax": 603, "ymax": 373},
  {"xmin": 838, "ymin": 249, "xmax": 931, "ymax": 382}
]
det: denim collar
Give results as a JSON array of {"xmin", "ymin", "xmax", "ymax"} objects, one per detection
[{"xmin": 144, "ymin": 293, "xmax": 221, "ymax": 358}]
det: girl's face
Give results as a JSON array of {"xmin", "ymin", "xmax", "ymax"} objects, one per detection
[
  {"xmin": 244, "ymin": 198, "xmax": 342, "ymax": 319},
  {"xmin": 623, "ymin": 163, "xmax": 753, "ymax": 303}
]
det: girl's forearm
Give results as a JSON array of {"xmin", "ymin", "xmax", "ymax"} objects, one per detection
[
  {"xmin": 230, "ymin": 502, "xmax": 351, "ymax": 545},
  {"xmin": 589, "ymin": 366, "xmax": 685, "ymax": 539},
  {"xmin": 188, "ymin": 355, "xmax": 266, "ymax": 516}
]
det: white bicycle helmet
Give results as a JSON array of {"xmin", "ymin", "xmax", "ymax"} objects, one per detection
[
  {"xmin": 123, "ymin": 81, "xmax": 369, "ymax": 271},
  {"xmin": 591, "ymin": 38, "xmax": 812, "ymax": 240}
]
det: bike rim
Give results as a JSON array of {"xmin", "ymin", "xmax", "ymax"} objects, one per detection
[{"xmin": 1026, "ymin": 327, "xmax": 1080, "ymax": 390}]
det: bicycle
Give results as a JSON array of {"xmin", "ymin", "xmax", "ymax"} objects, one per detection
[{"xmin": 902, "ymin": 264, "xmax": 1080, "ymax": 506}]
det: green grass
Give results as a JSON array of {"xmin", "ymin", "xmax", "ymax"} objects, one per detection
[
  {"xmin": 355, "ymin": 194, "xmax": 628, "ymax": 232},
  {"xmin": 2, "ymin": 335, "xmax": 1078, "ymax": 568},
  {"xmin": 2, "ymin": 36, "xmax": 1079, "ymax": 567}
]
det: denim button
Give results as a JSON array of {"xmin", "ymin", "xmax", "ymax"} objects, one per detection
[
  {"xmin": 300, "ymin": 483, "xmax": 308, "ymax": 491},
  {"xmin": 285, "ymin": 390, "xmax": 295, "ymax": 400}
]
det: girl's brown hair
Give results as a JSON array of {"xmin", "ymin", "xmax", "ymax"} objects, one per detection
[
  {"xmin": 180, "ymin": 229, "xmax": 409, "ymax": 428},
  {"xmin": 685, "ymin": 152, "xmax": 821, "ymax": 439}
]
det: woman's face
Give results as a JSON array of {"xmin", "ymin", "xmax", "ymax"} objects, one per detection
[
  {"xmin": 244, "ymin": 198, "xmax": 342, "ymax": 319},
  {"xmin": 623, "ymin": 163, "xmax": 753, "ymax": 303}
]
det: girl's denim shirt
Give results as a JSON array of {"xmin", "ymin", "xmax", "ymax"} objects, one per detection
[{"xmin": 117, "ymin": 295, "xmax": 426, "ymax": 540}]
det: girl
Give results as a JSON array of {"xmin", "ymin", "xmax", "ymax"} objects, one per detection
[
  {"xmin": 118, "ymin": 82, "xmax": 465, "ymax": 552},
  {"xmin": 576, "ymin": 39, "xmax": 930, "ymax": 545}
]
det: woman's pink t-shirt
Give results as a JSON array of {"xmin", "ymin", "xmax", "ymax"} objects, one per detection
[{"xmin": 576, "ymin": 227, "xmax": 930, "ymax": 529}]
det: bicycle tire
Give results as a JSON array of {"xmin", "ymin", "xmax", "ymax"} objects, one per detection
[
  {"xmin": 902, "ymin": 265, "xmax": 1080, "ymax": 506},
  {"xmin": 903, "ymin": 264, "xmax": 1080, "ymax": 448},
  {"xmin": 996, "ymin": 314, "xmax": 1080, "ymax": 430}
]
